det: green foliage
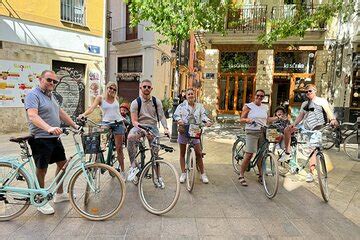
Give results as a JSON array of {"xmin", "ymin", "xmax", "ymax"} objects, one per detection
[
  {"xmin": 161, "ymin": 97, "xmax": 173, "ymax": 111},
  {"xmin": 126, "ymin": 0, "xmax": 231, "ymax": 44},
  {"xmin": 258, "ymin": 0, "xmax": 355, "ymax": 47}
]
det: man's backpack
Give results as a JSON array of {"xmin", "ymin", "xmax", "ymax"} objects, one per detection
[{"xmin": 136, "ymin": 96, "xmax": 160, "ymax": 122}]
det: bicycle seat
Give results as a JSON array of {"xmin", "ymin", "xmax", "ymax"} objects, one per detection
[{"xmin": 9, "ymin": 135, "xmax": 33, "ymax": 143}]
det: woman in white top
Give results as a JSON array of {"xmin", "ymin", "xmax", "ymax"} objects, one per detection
[
  {"xmin": 239, "ymin": 89, "xmax": 278, "ymax": 187},
  {"xmin": 173, "ymin": 88, "xmax": 212, "ymax": 184},
  {"xmin": 78, "ymin": 82, "xmax": 126, "ymax": 175}
]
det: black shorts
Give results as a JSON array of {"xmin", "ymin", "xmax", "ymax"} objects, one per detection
[{"xmin": 28, "ymin": 138, "xmax": 66, "ymax": 169}]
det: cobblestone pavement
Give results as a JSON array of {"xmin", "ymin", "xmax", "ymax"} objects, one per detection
[{"xmin": 0, "ymin": 123, "xmax": 359, "ymax": 240}]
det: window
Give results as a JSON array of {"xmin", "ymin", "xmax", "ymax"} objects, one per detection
[
  {"xmin": 61, "ymin": 0, "xmax": 86, "ymax": 26},
  {"xmin": 117, "ymin": 56, "xmax": 142, "ymax": 73}
]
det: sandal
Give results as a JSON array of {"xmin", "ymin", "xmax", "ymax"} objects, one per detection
[
  {"xmin": 258, "ymin": 175, "xmax": 263, "ymax": 185},
  {"xmin": 238, "ymin": 176, "xmax": 248, "ymax": 187}
]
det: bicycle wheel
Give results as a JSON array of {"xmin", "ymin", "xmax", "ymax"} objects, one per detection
[
  {"xmin": 68, "ymin": 163, "xmax": 126, "ymax": 220},
  {"xmin": 0, "ymin": 162, "xmax": 31, "ymax": 221},
  {"xmin": 343, "ymin": 133, "xmax": 360, "ymax": 161},
  {"xmin": 138, "ymin": 160, "xmax": 180, "ymax": 215},
  {"xmin": 185, "ymin": 147, "xmax": 196, "ymax": 192},
  {"xmin": 262, "ymin": 153, "xmax": 279, "ymax": 199},
  {"xmin": 316, "ymin": 152, "xmax": 329, "ymax": 202},
  {"xmin": 232, "ymin": 137, "xmax": 246, "ymax": 174},
  {"xmin": 321, "ymin": 126, "xmax": 335, "ymax": 150}
]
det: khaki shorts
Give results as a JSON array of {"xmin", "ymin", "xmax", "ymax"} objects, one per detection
[{"xmin": 245, "ymin": 130, "xmax": 265, "ymax": 154}]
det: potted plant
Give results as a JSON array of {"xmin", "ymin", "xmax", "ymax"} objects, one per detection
[{"xmin": 161, "ymin": 97, "xmax": 173, "ymax": 119}]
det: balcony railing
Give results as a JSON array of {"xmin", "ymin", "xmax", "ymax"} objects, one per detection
[
  {"xmin": 111, "ymin": 24, "xmax": 144, "ymax": 44},
  {"xmin": 226, "ymin": 5, "xmax": 267, "ymax": 32},
  {"xmin": 271, "ymin": 5, "xmax": 326, "ymax": 29}
]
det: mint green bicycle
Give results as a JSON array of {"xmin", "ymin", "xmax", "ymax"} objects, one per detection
[{"xmin": 0, "ymin": 128, "xmax": 126, "ymax": 221}]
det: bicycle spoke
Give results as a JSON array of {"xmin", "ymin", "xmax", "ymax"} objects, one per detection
[
  {"xmin": 0, "ymin": 163, "xmax": 30, "ymax": 221},
  {"xmin": 69, "ymin": 163, "xmax": 125, "ymax": 220},
  {"xmin": 139, "ymin": 160, "xmax": 180, "ymax": 214}
]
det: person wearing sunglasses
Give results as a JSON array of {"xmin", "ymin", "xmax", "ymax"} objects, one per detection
[
  {"xmin": 126, "ymin": 79, "xmax": 170, "ymax": 182},
  {"xmin": 280, "ymin": 84, "xmax": 338, "ymax": 182},
  {"xmin": 24, "ymin": 70, "xmax": 79, "ymax": 215},
  {"xmin": 78, "ymin": 81, "xmax": 127, "ymax": 179},
  {"xmin": 238, "ymin": 89, "xmax": 279, "ymax": 186}
]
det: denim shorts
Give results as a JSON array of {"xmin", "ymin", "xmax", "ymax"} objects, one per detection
[
  {"xmin": 177, "ymin": 133, "xmax": 201, "ymax": 145},
  {"xmin": 102, "ymin": 121, "xmax": 126, "ymax": 135}
]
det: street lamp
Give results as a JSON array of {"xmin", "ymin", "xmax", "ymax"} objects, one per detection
[{"xmin": 170, "ymin": 46, "xmax": 180, "ymax": 143}]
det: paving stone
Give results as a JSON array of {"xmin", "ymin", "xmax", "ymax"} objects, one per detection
[
  {"xmin": 260, "ymin": 219, "xmax": 302, "ymax": 237},
  {"xmin": 1, "ymin": 125, "xmax": 360, "ymax": 239},
  {"xmin": 49, "ymin": 218, "xmax": 94, "ymax": 237},
  {"xmin": 196, "ymin": 218, "xmax": 232, "ymax": 237},
  {"xmin": 161, "ymin": 217, "xmax": 198, "ymax": 236}
]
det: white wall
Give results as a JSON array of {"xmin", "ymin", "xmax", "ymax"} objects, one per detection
[{"xmin": 0, "ymin": 16, "xmax": 104, "ymax": 56}]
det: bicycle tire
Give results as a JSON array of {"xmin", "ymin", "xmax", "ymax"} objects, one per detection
[
  {"xmin": 138, "ymin": 160, "xmax": 180, "ymax": 215},
  {"xmin": 316, "ymin": 152, "xmax": 329, "ymax": 202},
  {"xmin": 262, "ymin": 153, "xmax": 279, "ymax": 199},
  {"xmin": 232, "ymin": 137, "xmax": 246, "ymax": 174},
  {"xmin": 68, "ymin": 163, "xmax": 126, "ymax": 220},
  {"xmin": 343, "ymin": 133, "xmax": 360, "ymax": 161},
  {"xmin": 0, "ymin": 162, "xmax": 31, "ymax": 221},
  {"xmin": 185, "ymin": 147, "xmax": 196, "ymax": 192},
  {"xmin": 321, "ymin": 127, "xmax": 335, "ymax": 150}
]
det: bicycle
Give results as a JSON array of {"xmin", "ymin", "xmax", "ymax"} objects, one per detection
[
  {"xmin": 79, "ymin": 118, "xmax": 128, "ymax": 174},
  {"xmin": 0, "ymin": 127, "xmax": 126, "ymax": 221},
  {"xmin": 277, "ymin": 127, "xmax": 330, "ymax": 202},
  {"xmin": 184, "ymin": 123, "xmax": 204, "ymax": 192},
  {"xmin": 231, "ymin": 121, "xmax": 280, "ymax": 199},
  {"xmin": 321, "ymin": 118, "xmax": 359, "ymax": 161},
  {"xmin": 131, "ymin": 125, "xmax": 180, "ymax": 215}
]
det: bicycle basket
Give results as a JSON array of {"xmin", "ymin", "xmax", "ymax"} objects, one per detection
[
  {"xmin": 185, "ymin": 124, "xmax": 202, "ymax": 139},
  {"xmin": 81, "ymin": 132, "xmax": 101, "ymax": 154},
  {"xmin": 266, "ymin": 128, "xmax": 282, "ymax": 143}
]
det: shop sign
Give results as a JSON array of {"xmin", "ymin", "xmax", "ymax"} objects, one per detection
[
  {"xmin": 275, "ymin": 51, "xmax": 315, "ymax": 73},
  {"xmin": 0, "ymin": 60, "xmax": 49, "ymax": 107}
]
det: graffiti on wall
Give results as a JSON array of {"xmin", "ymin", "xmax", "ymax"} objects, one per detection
[{"xmin": 52, "ymin": 61, "xmax": 86, "ymax": 121}]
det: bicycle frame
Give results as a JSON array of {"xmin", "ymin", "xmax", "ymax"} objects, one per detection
[
  {"xmin": 247, "ymin": 138, "xmax": 270, "ymax": 171},
  {"xmin": 0, "ymin": 132, "xmax": 94, "ymax": 207}
]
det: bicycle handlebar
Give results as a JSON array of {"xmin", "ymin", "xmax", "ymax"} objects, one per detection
[{"xmin": 77, "ymin": 116, "xmax": 130, "ymax": 128}]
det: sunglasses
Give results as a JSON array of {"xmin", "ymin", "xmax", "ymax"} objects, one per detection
[
  {"xmin": 45, "ymin": 78, "xmax": 59, "ymax": 85},
  {"xmin": 142, "ymin": 85, "xmax": 152, "ymax": 90},
  {"xmin": 256, "ymin": 94, "xmax": 265, "ymax": 98},
  {"xmin": 108, "ymin": 87, "xmax": 117, "ymax": 92},
  {"xmin": 306, "ymin": 90, "xmax": 315, "ymax": 93}
]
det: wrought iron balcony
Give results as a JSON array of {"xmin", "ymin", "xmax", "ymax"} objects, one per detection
[
  {"xmin": 226, "ymin": 5, "xmax": 267, "ymax": 32},
  {"xmin": 271, "ymin": 5, "xmax": 326, "ymax": 29},
  {"xmin": 111, "ymin": 24, "xmax": 144, "ymax": 44}
]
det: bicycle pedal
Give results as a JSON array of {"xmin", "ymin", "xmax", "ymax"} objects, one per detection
[
  {"xmin": 0, "ymin": 194, "xmax": 6, "ymax": 201},
  {"xmin": 155, "ymin": 157, "xmax": 164, "ymax": 160},
  {"xmin": 16, "ymin": 175, "xmax": 25, "ymax": 181}
]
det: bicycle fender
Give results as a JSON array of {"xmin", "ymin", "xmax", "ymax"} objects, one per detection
[{"xmin": 0, "ymin": 158, "xmax": 35, "ymax": 188}]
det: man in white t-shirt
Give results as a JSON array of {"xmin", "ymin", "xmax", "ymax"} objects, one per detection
[{"xmin": 279, "ymin": 84, "xmax": 338, "ymax": 182}]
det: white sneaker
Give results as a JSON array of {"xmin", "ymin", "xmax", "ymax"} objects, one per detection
[
  {"xmin": 279, "ymin": 153, "xmax": 291, "ymax": 162},
  {"xmin": 156, "ymin": 177, "xmax": 165, "ymax": 189},
  {"xmin": 200, "ymin": 173, "xmax": 209, "ymax": 184},
  {"xmin": 127, "ymin": 167, "xmax": 139, "ymax": 181},
  {"xmin": 306, "ymin": 173, "xmax": 314, "ymax": 182},
  {"xmin": 179, "ymin": 173, "xmax": 186, "ymax": 183},
  {"xmin": 53, "ymin": 193, "xmax": 69, "ymax": 203},
  {"xmin": 37, "ymin": 202, "xmax": 55, "ymax": 215}
]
